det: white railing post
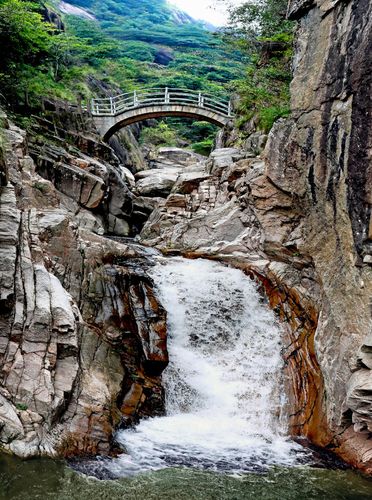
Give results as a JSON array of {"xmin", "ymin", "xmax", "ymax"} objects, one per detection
[
  {"xmin": 165, "ymin": 87, "xmax": 170, "ymax": 104},
  {"xmin": 198, "ymin": 92, "xmax": 202, "ymax": 107},
  {"xmin": 134, "ymin": 90, "xmax": 138, "ymax": 107},
  {"xmin": 110, "ymin": 97, "xmax": 114, "ymax": 115},
  {"xmin": 228, "ymin": 100, "xmax": 232, "ymax": 117}
]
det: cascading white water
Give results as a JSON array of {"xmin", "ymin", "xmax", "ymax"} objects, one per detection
[{"xmin": 111, "ymin": 258, "xmax": 309, "ymax": 476}]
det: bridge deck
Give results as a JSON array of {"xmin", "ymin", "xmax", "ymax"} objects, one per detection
[{"xmin": 91, "ymin": 88, "xmax": 233, "ymax": 119}]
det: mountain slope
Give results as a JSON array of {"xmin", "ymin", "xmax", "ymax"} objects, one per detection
[
  {"xmin": 0, "ymin": 0, "xmax": 244, "ymax": 111},
  {"xmin": 60, "ymin": 0, "xmax": 244, "ymax": 95}
]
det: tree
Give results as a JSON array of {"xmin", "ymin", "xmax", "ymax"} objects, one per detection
[
  {"xmin": 218, "ymin": 0, "xmax": 295, "ymax": 133},
  {"xmin": 222, "ymin": 0, "xmax": 292, "ymax": 41},
  {"xmin": 0, "ymin": 0, "xmax": 51, "ymax": 69},
  {"xmin": 140, "ymin": 121, "xmax": 178, "ymax": 147},
  {"xmin": 48, "ymin": 32, "xmax": 90, "ymax": 82}
]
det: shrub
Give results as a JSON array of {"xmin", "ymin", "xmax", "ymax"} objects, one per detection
[
  {"xmin": 192, "ymin": 139, "xmax": 214, "ymax": 156},
  {"xmin": 16, "ymin": 402, "xmax": 28, "ymax": 411},
  {"xmin": 258, "ymin": 105, "xmax": 290, "ymax": 133},
  {"xmin": 139, "ymin": 121, "xmax": 177, "ymax": 147}
]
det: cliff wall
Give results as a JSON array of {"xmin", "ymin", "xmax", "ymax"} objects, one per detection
[{"xmin": 0, "ymin": 112, "xmax": 168, "ymax": 457}]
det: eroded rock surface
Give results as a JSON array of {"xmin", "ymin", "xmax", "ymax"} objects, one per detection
[
  {"xmin": 29, "ymin": 107, "xmax": 137, "ymax": 237},
  {"xmin": 0, "ymin": 116, "xmax": 168, "ymax": 458},
  {"xmin": 0, "ymin": 0, "xmax": 371, "ymax": 475}
]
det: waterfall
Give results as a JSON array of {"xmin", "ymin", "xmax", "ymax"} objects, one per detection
[{"xmin": 111, "ymin": 258, "xmax": 308, "ymax": 476}]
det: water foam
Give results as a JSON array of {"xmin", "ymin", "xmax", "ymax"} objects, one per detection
[{"xmin": 112, "ymin": 258, "xmax": 308, "ymax": 476}]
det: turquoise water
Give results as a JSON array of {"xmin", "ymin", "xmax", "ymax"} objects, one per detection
[{"xmin": 1, "ymin": 454, "xmax": 372, "ymax": 500}]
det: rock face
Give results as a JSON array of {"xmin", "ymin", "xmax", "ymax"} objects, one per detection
[
  {"xmin": 28, "ymin": 103, "xmax": 147, "ymax": 237},
  {"xmin": 139, "ymin": 0, "xmax": 372, "ymax": 473},
  {"xmin": 0, "ymin": 115, "xmax": 168, "ymax": 457},
  {"xmin": 108, "ymin": 126, "xmax": 147, "ymax": 174},
  {"xmin": 131, "ymin": 148, "xmax": 206, "ymax": 229}
]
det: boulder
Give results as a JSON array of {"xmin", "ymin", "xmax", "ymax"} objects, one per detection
[
  {"xmin": 149, "ymin": 147, "xmax": 204, "ymax": 169},
  {"xmin": 171, "ymin": 170, "xmax": 211, "ymax": 195},
  {"xmin": 206, "ymin": 148, "xmax": 245, "ymax": 175},
  {"xmin": 135, "ymin": 169, "xmax": 180, "ymax": 197}
]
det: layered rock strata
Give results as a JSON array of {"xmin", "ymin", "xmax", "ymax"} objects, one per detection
[
  {"xmin": 0, "ymin": 0, "xmax": 371, "ymax": 474},
  {"xmin": 30, "ymin": 102, "xmax": 143, "ymax": 237},
  {"xmin": 0, "ymin": 115, "xmax": 168, "ymax": 457}
]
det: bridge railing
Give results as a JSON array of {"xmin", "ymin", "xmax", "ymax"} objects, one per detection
[{"xmin": 90, "ymin": 88, "xmax": 234, "ymax": 118}]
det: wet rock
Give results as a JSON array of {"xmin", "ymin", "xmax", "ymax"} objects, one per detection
[{"xmin": 0, "ymin": 114, "xmax": 168, "ymax": 458}]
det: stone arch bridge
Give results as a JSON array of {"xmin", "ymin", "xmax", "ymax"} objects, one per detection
[{"xmin": 91, "ymin": 88, "xmax": 234, "ymax": 141}]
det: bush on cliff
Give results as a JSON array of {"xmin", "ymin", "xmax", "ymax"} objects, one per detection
[{"xmin": 221, "ymin": 0, "xmax": 295, "ymax": 134}]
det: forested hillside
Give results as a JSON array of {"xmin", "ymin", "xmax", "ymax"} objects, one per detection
[
  {"xmin": 0, "ymin": 0, "xmax": 244, "ymax": 110},
  {"xmin": 0, "ymin": 0, "xmax": 249, "ymax": 152},
  {"xmin": 0, "ymin": 0, "xmax": 295, "ymax": 152}
]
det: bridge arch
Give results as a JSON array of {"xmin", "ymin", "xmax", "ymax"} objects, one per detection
[{"xmin": 91, "ymin": 88, "xmax": 233, "ymax": 141}]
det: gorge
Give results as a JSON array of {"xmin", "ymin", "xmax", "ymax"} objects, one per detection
[{"xmin": 0, "ymin": 0, "xmax": 372, "ymax": 498}]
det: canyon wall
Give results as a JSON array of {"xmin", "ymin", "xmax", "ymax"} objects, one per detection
[{"xmin": 0, "ymin": 111, "xmax": 168, "ymax": 457}]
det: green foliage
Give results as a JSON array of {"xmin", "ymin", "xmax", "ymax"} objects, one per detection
[
  {"xmin": 121, "ymin": 41, "xmax": 155, "ymax": 62},
  {"xmin": 221, "ymin": 0, "xmax": 295, "ymax": 133},
  {"xmin": 15, "ymin": 402, "xmax": 28, "ymax": 411},
  {"xmin": 0, "ymin": 0, "xmax": 245, "ymax": 131},
  {"xmin": 192, "ymin": 139, "xmax": 214, "ymax": 156},
  {"xmin": 225, "ymin": 0, "xmax": 293, "ymax": 40},
  {"xmin": 258, "ymin": 105, "xmax": 290, "ymax": 133},
  {"xmin": 138, "ymin": 118, "xmax": 218, "ymax": 151},
  {"xmin": 0, "ymin": 0, "xmax": 50, "ymax": 58},
  {"xmin": 48, "ymin": 32, "xmax": 91, "ymax": 81},
  {"xmin": 0, "ymin": 0, "xmax": 94, "ymax": 105},
  {"xmin": 65, "ymin": 0, "xmax": 245, "ymax": 96},
  {"xmin": 33, "ymin": 181, "xmax": 49, "ymax": 193},
  {"xmin": 177, "ymin": 120, "xmax": 218, "ymax": 143},
  {"xmin": 0, "ymin": 0, "xmax": 248, "ymax": 150},
  {"xmin": 139, "ymin": 121, "xmax": 178, "ymax": 147},
  {"xmin": 0, "ymin": 0, "xmax": 51, "ymax": 100}
]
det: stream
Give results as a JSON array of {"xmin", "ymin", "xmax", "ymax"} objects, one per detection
[
  {"xmin": 1, "ymin": 258, "xmax": 372, "ymax": 499},
  {"xmin": 112, "ymin": 257, "xmax": 309, "ymax": 476}
]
